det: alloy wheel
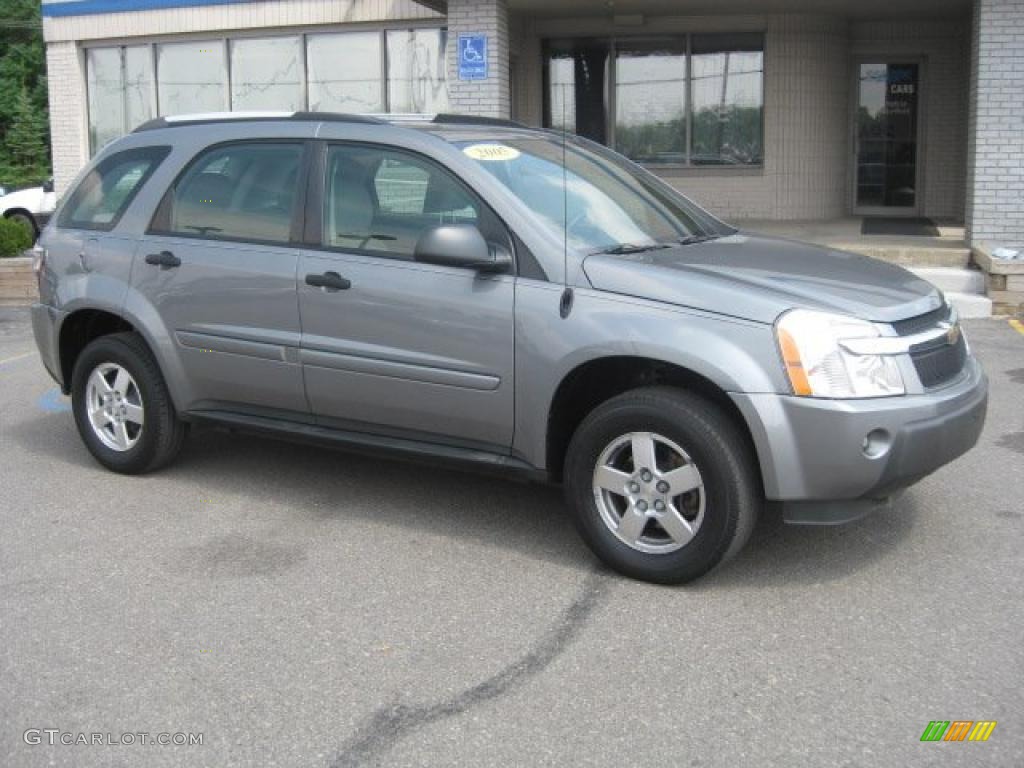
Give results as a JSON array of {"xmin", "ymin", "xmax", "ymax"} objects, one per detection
[
  {"xmin": 85, "ymin": 362, "xmax": 145, "ymax": 451},
  {"xmin": 591, "ymin": 431, "xmax": 705, "ymax": 554}
]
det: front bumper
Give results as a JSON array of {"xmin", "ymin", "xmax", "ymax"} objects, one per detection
[
  {"xmin": 731, "ymin": 358, "xmax": 988, "ymax": 524},
  {"xmin": 31, "ymin": 302, "xmax": 63, "ymax": 387}
]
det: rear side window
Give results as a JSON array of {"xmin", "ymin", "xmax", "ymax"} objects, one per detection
[
  {"xmin": 59, "ymin": 146, "xmax": 169, "ymax": 231},
  {"xmin": 153, "ymin": 142, "xmax": 304, "ymax": 244}
]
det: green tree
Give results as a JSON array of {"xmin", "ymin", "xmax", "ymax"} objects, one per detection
[{"xmin": 0, "ymin": 0, "xmax": 50, "ymax": 186}]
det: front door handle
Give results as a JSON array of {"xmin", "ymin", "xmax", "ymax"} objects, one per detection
[
  {"xmin": 145, "ymin": 250, "xmax": 181, "ymax": 268},
  {"xmin": 305, "ymin": 271, "xmax": 351, "ymax": 291}
]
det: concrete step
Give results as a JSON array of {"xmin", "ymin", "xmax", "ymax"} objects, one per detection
[
  {"xmin": 837, "ymin": 245, "xmax": 971, "ymax": 268},
  {"xmin": 908, "ymin": 266, "xmax": 986, "ymax": 295},
  {"xmin": 945, "ymin": 292, "xmax": 993, "ymax": 318}
]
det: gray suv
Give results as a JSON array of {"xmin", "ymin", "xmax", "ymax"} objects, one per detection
[{"xmin": 31, "ymin": 113, "xmax": 987, "ymax": 583}]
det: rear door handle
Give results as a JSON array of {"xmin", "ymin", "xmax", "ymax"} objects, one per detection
[
  {"xmin": 305, "ymin": 271, "xmax": 351, "ymax": 291},
  {"xmin": 145, "ymin": 250, "xmax": 181, "ymax": 268}
]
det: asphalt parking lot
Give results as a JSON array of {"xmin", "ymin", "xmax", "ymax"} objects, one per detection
[{"xmin": 1, "ymin": 307, "xmax": 1022, "ymax": 767}]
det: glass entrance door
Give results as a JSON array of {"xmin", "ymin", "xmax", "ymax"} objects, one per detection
[{"xmin": 854, "ymin": 62, "xmax": 920, "ymax": 213}]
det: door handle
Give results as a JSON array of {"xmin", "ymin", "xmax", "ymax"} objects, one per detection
[
  {"xmin": 305, "ymin": 271, "xmax": 351, "ymax": 291},
  {"xmin": 145, "ymin": 250, "xmax": 181, "ymax": 268}
]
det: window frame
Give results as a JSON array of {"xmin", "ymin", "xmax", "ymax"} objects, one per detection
[
  {"xmin": 542, "ymin": 32, "xmax": 766, "ymax": 170},
  {"xmin": 304, "ymin": 140, "xmax": 517, "ymax": 273},
  {"xmin": 147, "ymin": 139, "xmax": 312, "ymax": 249},
  {"xmin": 58, "ymin": 146, "xmax": 171, "ymax": 232}
]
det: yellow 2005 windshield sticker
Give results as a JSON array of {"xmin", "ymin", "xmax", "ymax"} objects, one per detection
[{"xmin": 463, "ymin": 144, "xmax": 521, "ymax": 162}]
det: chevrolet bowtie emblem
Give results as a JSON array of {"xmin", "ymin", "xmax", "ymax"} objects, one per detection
[{"xmin": 937, "ymin": 321, "xmax": 961, "ymax": 345}]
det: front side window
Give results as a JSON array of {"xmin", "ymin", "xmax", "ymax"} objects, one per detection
[
  {"xmin": 158, "ymin": 143, "xmax": 303, "ymax": 244},
  {"xmin": 324, "ymin": 145, "xmax": 482, "ymax": 258},
  {"xmin": 458, "ymin": 137, "xmax": 731, "ymax": 253},
  {"xmin": 544, "ymin": 33, "xmax": 764, "ymax": 166},
  {"xmin": 59, "ymin": 147, "xmax": 169, "ymax": 231}
]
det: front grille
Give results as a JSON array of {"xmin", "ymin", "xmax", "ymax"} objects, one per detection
[{"xmin": 910, "ymin": 332, "xmax": 967, "ymax": 388}]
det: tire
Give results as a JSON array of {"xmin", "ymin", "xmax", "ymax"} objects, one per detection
[
  {"xmin": 71, "ymin": 332, "xmax": 186, "ymax": 474},
  {"xmin": 564, "ymin": 386, "xmax": 760, "ymax": 584},
  {"xmin": 6, "ymin": 211, "xmax": 38, "ymax": 242}
]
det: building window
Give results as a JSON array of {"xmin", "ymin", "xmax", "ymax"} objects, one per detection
[
  {"xmin": 86, "ymin": 46, "xmax": 155, "ymax": 152},
  {"xmin": 307, "ymin": 31, "xmax": 383, "ymax": 113},
  {"xmin": 156, "ymin": 41, "xmax": 228, "ymax": 117},
  {"xmin": 231, "ymin": 37, "xmax": 303, "ymax": 111},
  {"xmin": 85, "ymin": 27, "xmax": 450, "ymax": 154},
  {"xmin": 385, "ymin": 29, "xmax": 450, "ymax": 114},
  {"xmin": 543, "ymin": 33, "xmax": 764, "ymax": 167}
]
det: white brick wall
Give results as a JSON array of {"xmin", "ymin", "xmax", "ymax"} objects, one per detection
[
  {"xmin": 45, "ymin": 42, "xmax": 88, "ymax": 196},
  {"xmin": 966, "ymin": 0, "xmax": 1024, "ymax": 245},
  {"xmin": 445, "ymin": 0, "xmax": 511, "ymax": 118}
]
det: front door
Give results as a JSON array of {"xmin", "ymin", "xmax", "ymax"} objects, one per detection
[
  {"xmin": 298, "ymin": 142, "xmax": 515, "ymax": 451},
  {"xmin": 853, "ymin": 62, "xmax": 922, "ymax": 215},
  {"xmin": 135, "ymin": 140, "xmax": 309, "ymax": 415}
]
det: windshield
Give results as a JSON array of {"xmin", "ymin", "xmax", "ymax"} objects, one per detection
[{"xmin": 456, "ymin": 136, "xmax": 733, "ymax": 253}]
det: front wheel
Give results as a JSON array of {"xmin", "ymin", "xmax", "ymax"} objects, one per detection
[
  {"xmin": 71, "ymin": 332, "xmax": 186, "ymax": 474},
  {"xmin": 564, "ymin": 387, "xmax": 760, "ymax": 584}
]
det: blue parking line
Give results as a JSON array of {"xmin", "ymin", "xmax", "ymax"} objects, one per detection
[{"xmin": 37, "ymin": 387, "xmax": 71, "ymax": 413}]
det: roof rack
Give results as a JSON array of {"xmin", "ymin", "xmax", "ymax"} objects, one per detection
[
  {"xmin": 432, "ymin": 113, "xmax": 528, "ymax": 129},
  {"xmin": 133, "ymin": 111, "xmax": 384, "ymax": 132},
  {"xmin": 131, "ymin": 111, "xmax": 530, "ymax": 134}
]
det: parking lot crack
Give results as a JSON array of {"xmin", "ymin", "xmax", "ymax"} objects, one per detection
[{"xmin": 327, "ymin": 570, "xmax": 605, "ymax": 768}]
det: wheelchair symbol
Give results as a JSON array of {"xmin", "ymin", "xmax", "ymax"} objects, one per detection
[{"xmin": 462, "ymin": 38, "xmax": 484, "ymax": 63}]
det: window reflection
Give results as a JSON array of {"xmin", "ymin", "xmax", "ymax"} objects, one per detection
[
  {"xmin": 386, "ymin": 29, "xmax": 450, "ymax": 113},
  {"xmin": 615, "ymin": 42, "xmax": 687, "ymax": 164},
  {"xmin": 307, "ymin": 32, "xmax": 383, "ymax": 113},
  {"xmin": 543, "ymin": 33, "xmax": 764, "ymax": 166},
  {"xmin": 157, "ymin": 41, "xmax": 228, "ymax": 115},
  {"xmin": 86, "ymin": 48, "xmax": 123, "ymax": 152},
  {"xmin": 231, "ymin": 37, "xmax": 302, "ymax": 111},
  {"xmin": 87, "ymin": 46, "xmax": 154, "ymax": 154},
  {"xmin": 690, "ymin": 34, "xmax": 764, "ymax": 165}
]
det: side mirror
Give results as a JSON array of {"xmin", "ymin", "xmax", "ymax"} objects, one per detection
[
  {"xmin": 42, "ymin": 179, "xmax": 54, "ymax": 193},
  {"xmin": 413, "ymin": 224, "xmax": 511, "ymax": 273}
]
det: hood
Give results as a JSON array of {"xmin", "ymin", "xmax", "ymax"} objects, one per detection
[{"xmin": 581, "ymin": 233, "xmax": 943, "ymax": 324}]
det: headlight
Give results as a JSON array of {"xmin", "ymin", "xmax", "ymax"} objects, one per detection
[{"xmin": 775, "ymin": 309, "xmax": 904, "ymax": 398}]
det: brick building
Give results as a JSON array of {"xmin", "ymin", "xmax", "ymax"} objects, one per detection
[{"xmin": 41, "ymin": 0, "xmax": 1023, "ymax": 246}]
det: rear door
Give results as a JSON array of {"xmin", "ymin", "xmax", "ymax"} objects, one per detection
[
  {"xmin": 297, "ymin": 142, "xmax": 516, "ymax": 451},
  {"xmin": 134, "ymin": 140, "xmax": 310, "ymax": 415}
]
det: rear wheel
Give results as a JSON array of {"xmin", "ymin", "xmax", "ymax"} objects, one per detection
[
  {"xmin": 71, "ymin": 332, "xmax": 186, "ymax": 474},
  {"xmin": 564, "ymin": 386, "xmax": 760, "ymax": 584}
]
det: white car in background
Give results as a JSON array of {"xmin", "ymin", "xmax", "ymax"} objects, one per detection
[{"xmin": 1, "ymin": 179, "xmax": 56, "ymax": 241}]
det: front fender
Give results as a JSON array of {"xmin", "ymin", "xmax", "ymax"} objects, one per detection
[{"xmin": 512, "ymin": 283, "xmax": 787, "ymax": 469}]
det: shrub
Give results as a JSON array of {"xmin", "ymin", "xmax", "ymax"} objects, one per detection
[{"xmin": 0, "ymin": 216, "xmax": 33, "ymax": 257}]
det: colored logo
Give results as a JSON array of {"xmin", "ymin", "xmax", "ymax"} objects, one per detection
[{"xmin": 920, "ymin": 721, "xmax": 997, "ymax": 742}]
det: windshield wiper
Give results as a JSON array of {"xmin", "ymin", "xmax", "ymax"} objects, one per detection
[
  {"xmin": 594, "ymin": 242, "xmax": 672, "ymax": 255},
  {"xmin": 678, "ymin": 233, "xmax": 721, "ymax": 245}
]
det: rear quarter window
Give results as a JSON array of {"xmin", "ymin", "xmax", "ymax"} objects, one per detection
[{"xmin": 58, "ymin": 146, "xmax": 170, "ymax": 231}]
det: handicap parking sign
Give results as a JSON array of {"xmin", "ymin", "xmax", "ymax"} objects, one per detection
[{"xmin": 458, "ymin": 34, "xmax": 488, "ymax": 81}]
